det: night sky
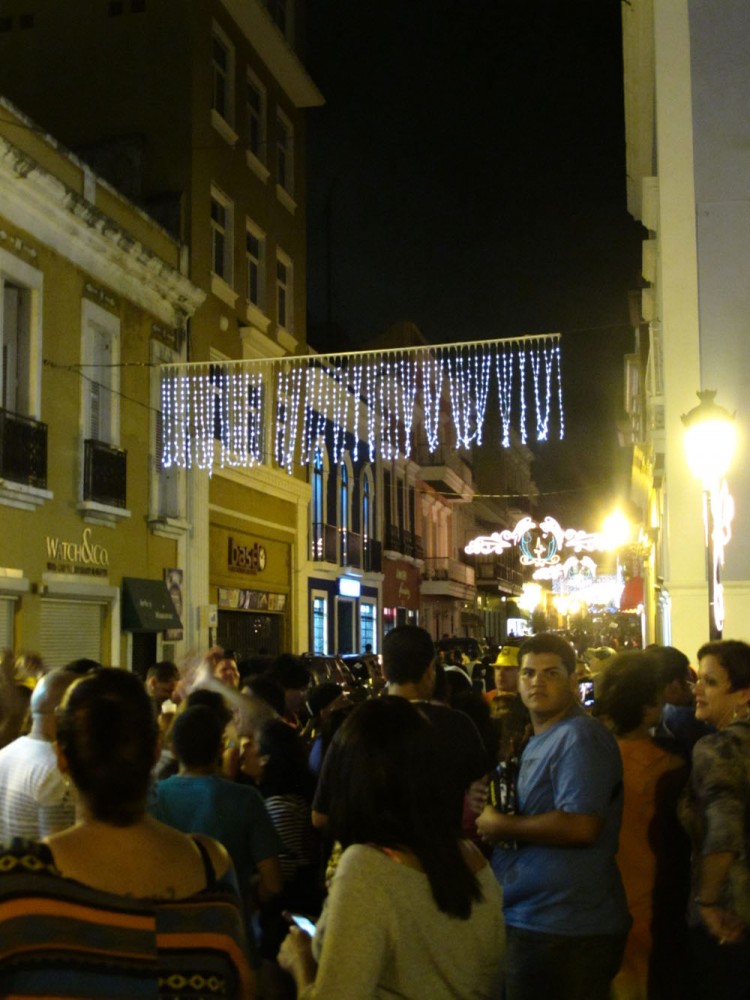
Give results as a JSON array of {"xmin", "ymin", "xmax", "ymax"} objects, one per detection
[{"xmin": 305, "ymin": 0, "xmax": 645, "ymax": 527}]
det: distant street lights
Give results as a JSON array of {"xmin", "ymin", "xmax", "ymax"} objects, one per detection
[{"xmin": 682, "ymin": 390, "xmax": 738, "ymax": 640}]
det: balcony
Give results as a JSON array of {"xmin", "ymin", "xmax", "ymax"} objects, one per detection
[
  {"xmin": 310, "ymin": 522, "xmax": 338, "ymax": 563},
  {"xmin": 0, "ymin": 409, "xmax": 48, "ymax": 489},
  {"xmin": 415, "ymin": 443, "xmax": 474, "ymax": 500},
  {"xmin": 474, "ymin": 555, "xmax": 523, "ymax": 592},
  {"xmin": 384, "ymin": 526, "xmax": 423, "ymax": 560},
  {"xmin": 421, "ymin": 556, "xmax": 476, "ymax": 600},
  {"xmin": 83, "ymin": 439, "xmax": 127, "ymax": 508},
  {"xmin": 0, "ymin": 409, "xmax": 52, "ymax": 511}
]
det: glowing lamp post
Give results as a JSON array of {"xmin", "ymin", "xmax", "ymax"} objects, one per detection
[{"xmin": 681, "ymin": 390, "xmax": 737, "ymax": 640}]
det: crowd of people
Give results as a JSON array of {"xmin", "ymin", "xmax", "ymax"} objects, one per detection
[{"xmin": 0, "ymin": 628, "xmax": 748, "ymax": 999}]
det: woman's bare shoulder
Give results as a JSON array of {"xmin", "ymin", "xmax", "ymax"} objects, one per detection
[{"xmin": 190, "ymin": 832, "xmax": 233, "ymax": 881}]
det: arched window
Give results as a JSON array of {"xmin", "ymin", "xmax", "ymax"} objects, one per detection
[
  {"xmin": 362, "ymin": 473, "xmax": 370, "ymax": 543},
  {"xmin": 311, "ymin": 447, "xmax": 324, "ymax": 559},
  {"xmin": 339, "ymin": 461, "xmax": 349, "ymax": 563}
]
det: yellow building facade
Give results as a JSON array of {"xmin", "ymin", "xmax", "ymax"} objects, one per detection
[
  {"xmin": 0, "ymin": 1, "xmax": 323, "ymax": 657},
  {"xmin": 0, "ymin": 98, "xmax": 204, "ymax": 670}
]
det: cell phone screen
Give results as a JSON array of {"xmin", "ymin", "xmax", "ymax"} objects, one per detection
[
  {"xmin": 579, "ymin": 680, "xmax": 595, "ymax": 707},
  {"xmin": 291, "ymin": 914, "xmax": 316, "ymax": 936}
]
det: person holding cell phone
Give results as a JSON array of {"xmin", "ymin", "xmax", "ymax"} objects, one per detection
[{"xmin": 278, "ymin": 697, "xmax": 505, "ymax": 999}]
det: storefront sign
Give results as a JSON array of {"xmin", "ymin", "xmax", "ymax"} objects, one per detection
[
  {"xmin": 383, "ymin": 561, "xmax": 420, "ymax": 609},
  {"xmin": 339, "ymin": 576, "xmax": 361, "ymax": 598},
  {"xmin": 227, "ymin": 536, "xmax": 267, "ymax": 574},
  {"xmin": 45, "ymin": 528, "xmax": 109, "ymax": 576}
]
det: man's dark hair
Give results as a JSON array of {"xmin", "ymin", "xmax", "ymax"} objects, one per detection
[
  {"xmin": 270, "ymin": 653, "xmax": 310, "ymax": 691},
  {"xmin": 594, "ymin": 651, "xmax": 661, "ymax": 735},
  {"xmin": 646, "ymin": 645, "xmax": 690, "ymax": 687},
  {"xmin": 697, "ymin": 639, "xmax": 750, "ymax": 692},
  {"xmin": 243, "ymin": 674, "xmax": 286, "ymax": 716},
  {"xmin": 146, "ymin": 660, "xmax": 179, "ymax": 684},
  {"xmin": 186, "ymin": 688, "xmax": 233, "ymax": 729},
  {"xmin": 518, "ymin": 633, "xmax": 577, "ymax": 675},
  {"xmin": 171, "ymin": 705, "xmax": 224, "ymax": 768},
  {"xmin": 64, "ymin": 658, "xmax": 102, "ymax": 675},
  {"xmin": 382, "ymin": 625, "xmax": 435, "ymax": 685},
  {"xmin": 258, "ymin": 718, "xmax": 315, "ymax": 801}
]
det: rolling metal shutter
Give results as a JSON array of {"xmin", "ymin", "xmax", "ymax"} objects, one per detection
[{"xmin": 40, "ymin": 599, "xmax": 103, "ymax": 669}]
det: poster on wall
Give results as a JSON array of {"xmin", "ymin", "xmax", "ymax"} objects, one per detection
[{"xmin": 164, "ymin": 568, "xmax": 184, "ymax": 641}]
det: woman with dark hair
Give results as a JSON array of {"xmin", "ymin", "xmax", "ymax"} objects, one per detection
[
  {"xmin": 0, "ymin": 668, "xmax": 253, "ymax": 998},
  {"xmin": 278, "ymin": 697, "xmax": 504, "ymax": 998},
  {"xmin": 254, "ymin": 719, "xmax": 321, "ymax": 977},
  {"xmin": 594, "ymin": 652, "xmax": 689, "ymax": 1000},
  {"xmin": 679, "ymin": 639, "xmax": 750, "ymax": 999}
]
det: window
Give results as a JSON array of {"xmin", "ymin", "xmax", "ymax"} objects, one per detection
[
  {"xmin": 246, "ymin": 72, "xmax": 266, "ymax": 162},
  {"xmin": 0, "ymin": 253, "xmax": 42, "ymax": 420},
  {"xmin": 339, "ymin": 461, "xmax": 349, "ymax": 563},
  {"xmin": 312, "ymin": 592, "xmax": 327, "ymax": 654},
  {"xmin": 81, "ymin": 300, "xmax": 120, "ymax": 446},
  {"xmin": 311, "ymin": 447, "xmax": 324, "ymax": 558},
  {"xmin": 361, "ymin": 470, "xmax": 372, "ymax": 542},
  {"xmin": 276, "ymin": 250, "xmax": 292, "ymax": 331},
  {"xmin": 360, "ymin": 602, "xmax": 376, "ymax": 652},
  {"xmin": 210, "ymin": 188, "xmax": 234, "ymax": 285},
  {"xmin": 211, "ymin": 26, "xmax": 234, "ymax": 124},
  {"xmin": 276, "ymin": 110, "xmax": 294, "ymax": 194},
  {"xmin": 245, "ymin": 221, "xmax": 266, "ymax": 309},
  {"xmin": 1, "ymin": 281, "xmax": 32, "ymax": 415}
]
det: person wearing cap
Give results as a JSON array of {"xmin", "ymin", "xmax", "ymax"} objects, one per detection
[{"xmin": 485, "ymin": 646, "xmax": 521, "ymax": 716}]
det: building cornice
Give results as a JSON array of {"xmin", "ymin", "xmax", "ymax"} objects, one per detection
[
  {"xmin": 0, "ymin": 138, "xmax": 205, "ymax": 327},
  {"xmin": 220, "ymin": 0, "xmax": 324, "ymax": 109}
]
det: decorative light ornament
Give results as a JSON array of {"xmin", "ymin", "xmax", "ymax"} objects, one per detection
[
  {"xmin": 159, "ymin": 334, "xmax": 564, "ymax": 475},
  {"xmin": 465, "ymin": 514, "xmax": 619, "ymax": 579}
]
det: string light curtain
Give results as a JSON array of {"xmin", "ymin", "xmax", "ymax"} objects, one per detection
[{"xmin": 160, "ymin": 333, "xmax": 564, "ymax": 475}]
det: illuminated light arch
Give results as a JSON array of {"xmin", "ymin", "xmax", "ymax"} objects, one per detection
[{"xmin": 159, "ymin": 334, "xmax": 564, "ymax": 475}]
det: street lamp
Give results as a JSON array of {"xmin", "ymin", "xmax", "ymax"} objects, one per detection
[{"xmin": 682, "ymin": 390, "xmax": 738, "ymax": 640}]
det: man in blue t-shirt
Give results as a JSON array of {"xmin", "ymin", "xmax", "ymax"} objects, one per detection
[{"xmin": 477, "ymin": 632, "xmax": 630, "ymax": 1000}]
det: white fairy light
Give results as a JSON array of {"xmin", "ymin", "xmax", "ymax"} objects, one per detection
[
  {"xmin": 365, "ymin": 360, "xmax": 377, "ymax": 461},
  {"xmin": 496, "ymin": 347, "xmax": 513, "ymax": 448},
  {"xmin": 275, "ymin": 364, "xmax": 289, "ymax": 467},
  {"xmin": 518, "ymin": 348, "xmax": 528, "ymax": 445},
  {"xmin": 421, "ymin": 354, "xmax": 443, "ymax": 452},
  {"xmin": 473, "ymin": 345, "xmax": 493, "ymax": 446},
  {"xmin": 351, "ymin": 362, "xmax": 363, "ymax": 461},
  {"xmin": 555, "ymin": 341, "xmax": 565, "ymax": 441},
  {"xmin": 300, "ymin": 364, "xmax": 317, "ymax": 466},
  {"xmin": 399, "ymin": 350, "xmax": 418, "ymax": 457},
  {"xmin": 285, "ymin": 365, "xmax": 303, "ymax": 472}
]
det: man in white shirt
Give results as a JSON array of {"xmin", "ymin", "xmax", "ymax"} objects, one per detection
[{"xmin": 0, "ymin": 668, "xmax": 78, "ymax": 842}]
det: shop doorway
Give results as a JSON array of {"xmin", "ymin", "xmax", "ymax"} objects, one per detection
[
  {"xmin": 131, "ymin": 632, "xmax": 158, "ymax": 679},
  {"xmin": 217, "ymin": 611, "xmax": 282, "ymax": 663},
  {"xmin": 336, "ymin": 597, "xmax": 356, "ymax": 654}
]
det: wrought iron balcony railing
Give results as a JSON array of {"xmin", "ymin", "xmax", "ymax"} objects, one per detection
[
  {"xmin": 83, "ymin": 438, "xmax": 127, "ymax": 508},
  {"xmin": 0, "ymin": 409, "xmax": 48, "ymax": 489}
]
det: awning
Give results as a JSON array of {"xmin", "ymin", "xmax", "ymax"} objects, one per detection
[
  {"xmin": 121, "ymin": 577, "xmax": 182, "ymax": 632},
  {"xmin": 620, "ymin": 576, "xmax": 645, "ymax": 611}
]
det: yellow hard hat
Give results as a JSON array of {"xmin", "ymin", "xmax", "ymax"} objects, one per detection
[{"xmin": 492, "ymin": 646, "xmax": 520, "ymax": 668}]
